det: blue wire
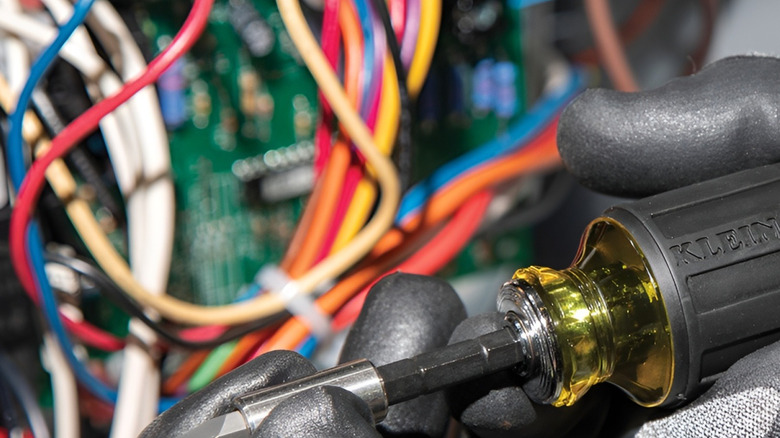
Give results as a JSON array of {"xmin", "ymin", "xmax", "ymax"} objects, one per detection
[
  {"xmin": 7, "ymin": 0, "xmax": 179, "ymax": 412},
  {"xmin": 507, "ymin": 0, "xmax": 554, "ymax": 9},
  {"xmin": 352, "ymin": 0, "xmax": 375, "ymax": 117},
  {"xmin": 296, "ymin": 336, "xmax": 318, "ymax": 359},
  {"xmin": 28, "ymin": 226, "xmax": 179, "ymax": 411},
  {"xmin": 6, "ymin": 0, "xmax": 93, "ymax": 188},
  {"xmin": 394, "ymin": 69, "xmax": 587, "ymax": 225}
]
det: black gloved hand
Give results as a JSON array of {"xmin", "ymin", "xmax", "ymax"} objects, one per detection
[
  {"xmin": 557, "ymin": 55, "xmax": 780, "ymax": 198},
  {"xmin": 140, "ymin": 350, "xmax": 320, "ymax": 437},
  {"xmin": 141, "ymin": 273, "xmax": 467, "ymax": 438},
  {"xmin": 445, "ymin": 313, "xmax": 611, "ymax": 438},
  {"xmin": 636, "ymin": 340, "xmax": 780, "ymax": 438}
]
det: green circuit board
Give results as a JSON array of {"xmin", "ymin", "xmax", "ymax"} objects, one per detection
[
  {"xmin": 134, "ymin": 0, "xmax": 531, "ymax": 306},
  {"xmin": 140, "ymin": 0, "xmax": 317, "ymax": 305}
]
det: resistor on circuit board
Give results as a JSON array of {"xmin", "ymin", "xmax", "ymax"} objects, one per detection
[{"xmin": 239, "ymin": 70, "xmax": 260, "ymax": 117}]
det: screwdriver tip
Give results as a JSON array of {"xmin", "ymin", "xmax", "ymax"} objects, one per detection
[{"xmin": 183, "ymin": 411, "xmax": 249, "ymax": 438}]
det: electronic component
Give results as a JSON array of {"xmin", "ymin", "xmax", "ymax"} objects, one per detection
[
  {"xmin": 231, "ymin": 141, "xmax": 315, "ymax": 204},
  {"xmin": 228, "ymin": 0, "xmax": 275, "ymax": 58},
  {"xmin": 157, "ymin": 58, "xmax": 188, "ymax": 129}
]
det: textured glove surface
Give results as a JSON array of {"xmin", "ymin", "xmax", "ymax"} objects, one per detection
[
  {"xmin": 637, "ymin": 340, "xmax": 780, "ymax": 438},
  {"xmin": 445, "ymin": 312, "xmax": 610, "ymax": 438},
  {"xmin": 558, "ymin": 55, "xmax": 780, "ymax": 197}
]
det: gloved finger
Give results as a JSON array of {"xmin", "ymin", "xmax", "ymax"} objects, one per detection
[
  {"xmin": 446, "ymin": 312, "xmax": 610, "ymax": 438},
  {"xmin": 254, "ymin": 386, "xmax": 381, "ymax": 438},
  {"xmin": 637, "ymin": 339, "xmax": 780, "ymax": 438},
  {"xmin": 140, "ymin": 350, "xmax": 316, "ymax": 438},
  {"xmin": 558, "ymin": 55, "xmax": 780, "ymax": 198},
  {"xmin": 340, "ymin": 272, "xmax": 467, "ymax": 437}
]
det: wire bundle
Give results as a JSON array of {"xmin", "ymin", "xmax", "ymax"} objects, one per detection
[{"xmin": 0, "ymin": 0, "xmax": 586, "ymax": 435}]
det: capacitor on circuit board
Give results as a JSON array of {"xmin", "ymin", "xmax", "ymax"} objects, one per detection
[
  {"xmin": 492, "ymin": 61, "xmax": 518, "ymax": 119},
  {"xmin": 157, "ymin": 58, "xmax": 188, "ymax": 129},
  {"xmin": 472, "ymin": 58, "xmax": 495, "ymax": 114}
]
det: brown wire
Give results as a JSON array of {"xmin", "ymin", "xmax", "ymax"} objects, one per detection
[
  {"xmin": 585, "ymin": 0, "xmax": 640, "ymax": 92},
  {"xmin": 573, "ymin": 0, "xmax": 666, "ymax": 65},
  {"xmin": 684, "ymin": 0, "xmax": 718, "ymax": 75}
]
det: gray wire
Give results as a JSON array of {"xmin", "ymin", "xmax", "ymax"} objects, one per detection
[{"xmin": 0, "ymin": 348, "xmax": 50, "ymax": 438}]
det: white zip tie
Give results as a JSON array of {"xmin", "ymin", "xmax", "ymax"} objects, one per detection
[{"xmin": 257, "ymin": 265, "xmax": 332, "ymax": 341}]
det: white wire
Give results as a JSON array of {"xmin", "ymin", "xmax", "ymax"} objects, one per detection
[
  {"xmin": 39, "ymin": 0, "xmax": 175, "ymax": 435},
  {"xmin": 0, "ymin": 5, "xmax": 143, "ymax": 192},
  {"xmin": 0, "ymin": 0, "xmax": 31, "ymax": 98},
  {"xmin": 85, "ymin": 2, "xmax": 176, "ymax": 435},
  {"xmin": 42, "ymin": 334, "xmax": 80, "ymax": 438},
  {"xmin": 0, "ymin": 0, "xmax": 175, "ymax": 434},
  {"xmin": 0, "ymin": 4, "xmax": 78, "ymax": 437}
]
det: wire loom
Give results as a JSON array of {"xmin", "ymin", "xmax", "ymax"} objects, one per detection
[{"xmin": 0, "ymin": 0, "xmax": 589, "ymax": 435}]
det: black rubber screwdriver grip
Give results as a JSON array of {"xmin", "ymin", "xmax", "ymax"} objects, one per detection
[{"xmin": 605, "ymin": 163, "xmax": 780, "ymax": 405}]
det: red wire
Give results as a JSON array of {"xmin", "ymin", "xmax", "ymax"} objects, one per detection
[
  {"xmin": 389, "ymin": 0, "xmax": 406, "ymax": 44},
  {"xmin": 65, "ymin": 319, "xmax": 125, "ymax": 351},
  {"xmin": 331, "ymin": 190, "xmax": 493, "ymax": 330},
  {"xmin": 314, "ymin": 0, "xmax": 341, "ymax": 176},
  {"xmin": 9, "ymin": 0, "xmax": 214, "ymax": 333},
  {"xmin": 315, "ymin": 161, "xmax": 364, "ymax": 263}
]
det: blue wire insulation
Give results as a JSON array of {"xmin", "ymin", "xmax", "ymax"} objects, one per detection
[
  {"xmin": 296, "ymin": 336, "xmax": 318, "ymax": 359},
  {"xmin": 352, "ymin": 0, "xmax": 375, "ymax": 117},
  {"xmin": 6, "ymin": 0, "xmax": 94, "ymax": 188},
  {"xmin": 395, "ymin": 69, "xmax": 587, "ymax": 225},
  {"xmin": 28, "ymin": 226, "xmax": 181, "ymax": 411},
  {"xmin": 7, "ymin": 0, "xmax": 179, "ymax": 412},
  {"xmin": 508, "ymin": 0, "xmax": 554, "ymax": 9}
]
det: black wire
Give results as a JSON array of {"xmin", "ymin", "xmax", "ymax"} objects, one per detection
[
  {"xmin": 0, "ymin": 378, "xmax": 20, "ymax": 431},
  {"xmin": 369, "ymin": 0, "xmax": 414, "ymax": 191},
  {"xmin": 44, "ymin": 253, "xmax": 290, "ymax": 350},
  {"xmin": 0, "ymin": 348, "xmax": 50, "ymax": 438},
  {"xmin": 32, "ymin": 87, "xmax": 126, "ymax": 226},
  {"xmin": 481, "ymin": 171, "xmax": 575, "ymax": 238}
]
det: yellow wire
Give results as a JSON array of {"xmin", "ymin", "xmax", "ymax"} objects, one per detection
[
  {"xmin": 407, "ymin": 0, "xmax": 441, "ymax": 98},
  {"xmin": 332, "ymin": 55, "xmax": 400, "ymax": 251},
  {"xmin": 333, "ymin": 1, "xmax": 443, "ymax": 251},
  {"xmin": 2, "ymin": 0, "xmax": 404, "ymax": 326},
  {"xmin": 1, "ymin": 1, "xmax": 401, "ymax": 327},
  {"xmin": 332, "ymin": 178, "xmax": 377, "ymax": 251},
  {"xmin": 373, "ymin": 55, "xmax": 401, "ymax": 155}
]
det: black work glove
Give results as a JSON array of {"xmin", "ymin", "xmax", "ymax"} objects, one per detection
[
  {"xmin": 557, "ymin": 55, "xmax": 780, "ymax": 198},
  {"xmin": 636, "ymin": 340, "xmax": 780, "ymax": 438},
  {"xmin": 141, "ymin": 273, "xmax": 467, "ymax": 438},
  {"xmin": 445, "ymin": 313, "xmax": 611, "ymax": 438}
]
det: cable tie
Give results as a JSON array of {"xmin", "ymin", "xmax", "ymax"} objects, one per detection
[{"xmin": 257, "ymin": 265, "xmax": 331, "ymax": 340}]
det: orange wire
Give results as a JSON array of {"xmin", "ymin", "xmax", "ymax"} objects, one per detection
[
  {"xmin": 283, "ymin": 0, "xmax": 364, "ymax": 276},
  {"xmin": 340, "ymin": 0, "xmax": 363, "ymax": 110},
  {"xmin": 213, "ymin": 325, "xmax": 278, "ymax": 378},
  {"xmin": 286, "ymin": 140, "xmax": 352, "ymax": 276},
  {"xmin": 203, "ymin": 0, "xmax": 369, "ymax": 373},
  {"xmin": 162, "ymin": 350, "xmax": 211, "ymax": 395},
  {"xmin": 282, "ymin": 0, "xmax": 363, "ymax": 272},
  {"xmin": 280, "ymin": 177, "xmax": 324, "ymax": 269},
  {"xmin": 257, "ymin": 123, "xmax": 561, "ymax": 353}
]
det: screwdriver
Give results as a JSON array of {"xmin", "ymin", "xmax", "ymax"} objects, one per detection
[
  {"xmin": 184, "ymin": 326, "xmax": 529, "ymax": 438},
  {"xmin": 186, "ymin": 163, "xmax": 780, "ymax": 437}
]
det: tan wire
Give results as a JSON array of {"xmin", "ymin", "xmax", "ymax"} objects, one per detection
[
  {"xmin": 584, "ymin": 0, "xmax": 639, "ymax": 92},
  {"xmin": 1, "ymin": 1, "xmax": 400, "ymax": 326}
]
